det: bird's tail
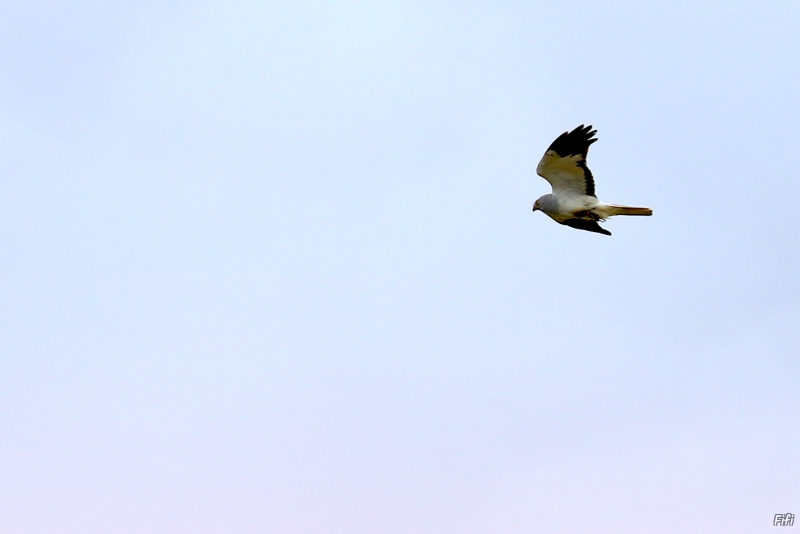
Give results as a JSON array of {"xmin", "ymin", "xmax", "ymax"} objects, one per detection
[{"xmin": 601, "ymin": 204, "xmax": 653, "ymax": 217}]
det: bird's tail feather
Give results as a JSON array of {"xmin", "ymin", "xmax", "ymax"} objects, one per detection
[{"xmin": 602, "ymin": 205, "xmax": 653, "ymax": 217}]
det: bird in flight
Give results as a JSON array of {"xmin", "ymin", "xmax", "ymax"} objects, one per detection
[{"xmin": 532, "ymin": 125, "xmax": 652, "ymax": 236}]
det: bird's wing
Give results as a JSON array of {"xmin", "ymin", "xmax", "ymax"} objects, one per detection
[
  {"xmin": 561, "ymin": 218, "xmax": 611, "ymax": 236},
  {"xmin": 536, "ymin": 125, "xmax": 598, "ymax": 197}
]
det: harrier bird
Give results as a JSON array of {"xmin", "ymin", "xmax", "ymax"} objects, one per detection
[{"xmin": 532, "ymin": 125, "xmax": 652, "ymax": 236}]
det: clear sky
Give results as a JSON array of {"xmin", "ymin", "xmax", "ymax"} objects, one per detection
[{"xmin": 0, "ymin": 1, "xmax": 798, "ymax": 533}]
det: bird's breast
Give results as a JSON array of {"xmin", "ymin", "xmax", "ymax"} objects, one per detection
[{"xmin": 540, "ymin": 194, "xmax": 597, "ymax": 221}]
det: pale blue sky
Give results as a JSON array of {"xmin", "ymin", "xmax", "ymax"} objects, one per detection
[{"xmin": 1, "ymin": 1, "xmax": 798, "ymax": 533}]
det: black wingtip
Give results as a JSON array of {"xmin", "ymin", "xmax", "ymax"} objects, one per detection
[
  {"xmin": 561, "ymin": 218, "xmax": 611, "ymax": 236},
  {"xmin": 546, "ymin": 124, "xmax": 598, "ymax": 158}
]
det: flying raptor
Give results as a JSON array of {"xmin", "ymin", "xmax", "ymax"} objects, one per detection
[{"xmin": 532, "ymin": 125, "xmax": 652, "ymax": 236}]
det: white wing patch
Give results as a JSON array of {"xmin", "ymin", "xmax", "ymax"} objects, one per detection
[{"xmin": 536, "ymin": 150, "xmax": 593, "ymax": 197}]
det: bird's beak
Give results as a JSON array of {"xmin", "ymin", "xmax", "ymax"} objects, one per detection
[{"xmin": 532, "ymin": 204, "xmax": 539, "ymax": 212}]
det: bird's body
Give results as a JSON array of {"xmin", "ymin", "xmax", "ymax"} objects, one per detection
[{"xmin": 532, "ymin": 125, "xmax": 652, "ymax": 236}]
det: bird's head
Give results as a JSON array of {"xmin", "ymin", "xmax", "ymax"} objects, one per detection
[{"xmin": 532, "ymin": 199, "xmax": 541, "ymax": 212}]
